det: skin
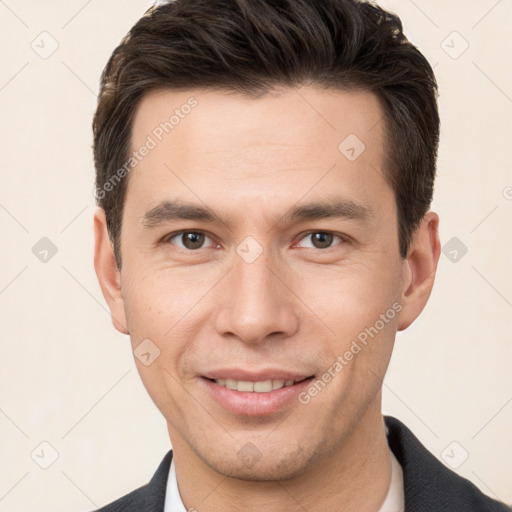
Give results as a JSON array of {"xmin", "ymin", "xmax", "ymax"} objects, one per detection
[{"xmin": 94, "ymin": 86, "xmax": 440, "ymax": 511}]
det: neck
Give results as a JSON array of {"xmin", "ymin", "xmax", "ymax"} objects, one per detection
[{"xmin": 170, "ymin": 403, "xmax": 392, "ymax": 512}]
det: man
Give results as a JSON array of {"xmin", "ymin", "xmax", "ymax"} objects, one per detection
[{"xmin": 91, "ymin": 0, "xmax": 510, "ymax": 510}]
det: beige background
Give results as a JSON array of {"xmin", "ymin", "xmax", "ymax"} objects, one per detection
[{"xmin": 1, "ymin": 0, "xmax": 511, "ymax": 510}]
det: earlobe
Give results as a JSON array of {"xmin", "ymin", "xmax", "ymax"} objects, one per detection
[
  {"xmin": 397, "ymin": 211, "xmax": 441, "ymax": 331},
  {"xmin": 93, "ymin": 207, "xmax": 129, "ymax": 335}
]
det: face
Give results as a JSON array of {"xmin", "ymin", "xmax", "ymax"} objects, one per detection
[{"xmin": 95, "ymin": 86, "xmax": 438, "ymax": 481}]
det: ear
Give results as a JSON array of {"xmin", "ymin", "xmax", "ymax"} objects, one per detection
[
  {"xmin": 397, "ymin": 211, "xmax": 441, "ymax": 331},
  {"xmin": 93, "ymin": 207, "xmax": 129, "ymax": 334}
]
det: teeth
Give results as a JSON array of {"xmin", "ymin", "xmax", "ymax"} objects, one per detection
[
  {"xmin": 272, "ymin": 379, "xmax": 285, "ymax": 390},
  {"xmin": 253, "ymin": 380, "xmax": 273, "ymax": 392},
  {"xmin": 214, "ymin": 378, "xmax": 304, "ymax": 393},
  {"xmin": 237, "ymin": 380, "xmax": 254, "ymax": 392},
  {"xmin": 225, "ymin": 379, "xmax": 238, "ymax": 390}
]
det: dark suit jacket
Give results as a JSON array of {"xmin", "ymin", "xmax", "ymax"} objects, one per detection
[{"xmin": 95, "ymin": 415, "xmax": 510, "ymax": 511}]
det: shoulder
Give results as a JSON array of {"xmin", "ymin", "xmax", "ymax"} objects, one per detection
[
  {"xmin": 94, "ymin": 484, "xmax": 149, "ymax": 512},
  {"xmin": 384, "ymin": 415, "xmax": 510, "ymax": 511},
  {"xmin": 92, "ymin": 450, "xmax": 173, "ymax": 512}
]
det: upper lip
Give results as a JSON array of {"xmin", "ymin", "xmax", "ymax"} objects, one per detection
[{"xmin": 202, "ymin": 369, "xmax": 314, "ymax": 382}]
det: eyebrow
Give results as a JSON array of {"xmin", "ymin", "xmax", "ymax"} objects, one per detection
[
  {"xmin": 141, "ymin": 201, "xmax": 226, "ymax": 228},
  {"xmin": 141, "ymin": 197, "xmax": 372, "ymax": 229}
]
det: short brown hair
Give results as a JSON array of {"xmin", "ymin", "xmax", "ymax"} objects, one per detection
[{"xmin": 93, "ymin": 0, "xmax": 440, "ymax": 268}]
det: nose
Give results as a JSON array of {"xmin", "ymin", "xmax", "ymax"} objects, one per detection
[{"xmin": 213, "ymin": 246, "xmax": 300, "ymax": 345}]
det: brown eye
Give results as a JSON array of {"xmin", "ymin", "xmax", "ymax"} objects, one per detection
[
  {"xmin": 311, "ymin": 232, "xmax": 333, "ymax": 249},
  {"xmin": 167, "ymin": 231, "xmax": 214, "ymax": 250},
  {"xmin": 296, "ymin": 232, "xmax": 343, "ymax": 249}
]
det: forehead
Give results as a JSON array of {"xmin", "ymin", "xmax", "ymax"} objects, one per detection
[
  {"xmin": 126, "ymin": 86, "xmax": 390, "ymax": 218},
  {"xmin": 132, "ymin": 85, "xmax": 384, "ymax": 154}
]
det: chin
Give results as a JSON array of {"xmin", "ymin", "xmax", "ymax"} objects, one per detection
[{"xmin": 202, "ymin": 444, "xmax": 320, "ymax": 482}]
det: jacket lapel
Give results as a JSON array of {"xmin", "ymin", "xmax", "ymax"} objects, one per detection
[
  {"xmin": 142, "ymin": 450, "xmax": 173, "ymax": 512},
  {"xmin": 385, "ymin": 415, "xmax": 509, "ymax": 511}
]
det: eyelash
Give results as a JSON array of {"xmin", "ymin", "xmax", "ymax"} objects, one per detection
[{"xmin": 162, "ymin": 230, "xmax": 348, "ymax": 251}]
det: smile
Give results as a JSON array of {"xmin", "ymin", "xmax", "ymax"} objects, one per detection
[
  {"xmin": 201, "ymin": 374, "xmax": 315, "ymax": 416},
  {"xmin": 210, "ymin": 377, "xmax": 309, "ymax": 393}
]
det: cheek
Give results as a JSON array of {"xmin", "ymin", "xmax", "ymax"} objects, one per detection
[
  {"xmin": 296, "ymin": 260, "xmax": 402, "ymax": 342},
  {"xmin": 122, "ymin": 268, "xmax": 213, "ymax": 385},
  {"xmin": 122, "ymin": 266, "xmax": 202, "ymax": 337}
]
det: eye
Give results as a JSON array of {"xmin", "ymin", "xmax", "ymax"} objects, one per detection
[
  {"xmin": 295, "ymin": 231, "xmax": 346, "ymax": 249},
  {"xmin": 165, "ymin": 231, "xmax": 217, "ymax": 250}
]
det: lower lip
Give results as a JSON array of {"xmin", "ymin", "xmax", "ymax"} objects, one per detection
[{"xmin": 201, "ymin": 377, "xmax": 314, "ymax": 416}]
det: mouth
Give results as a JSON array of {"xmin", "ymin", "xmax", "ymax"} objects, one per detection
[
  {"xmin": 204, "ymin": 376, "xmax": 312, "ymax": 393},
  {"xmin": 200, "ymin": 373, "xmax": 315, "ymax": 416}
]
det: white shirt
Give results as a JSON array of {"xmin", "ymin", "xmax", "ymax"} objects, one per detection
[{"xmin": 163, "ymin": 449, "xmax": 404, "ymax": 512}]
